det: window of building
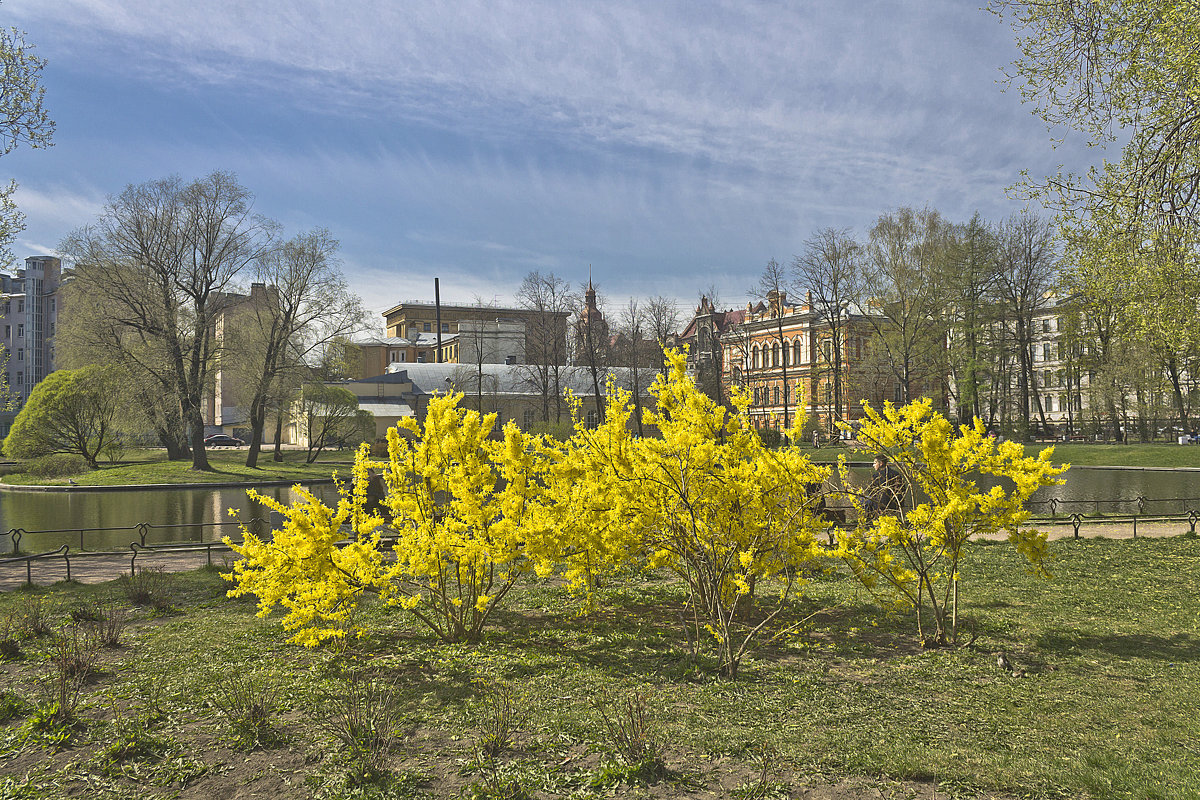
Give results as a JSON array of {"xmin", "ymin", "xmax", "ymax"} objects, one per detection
[
  {"xmin": 3, "ymin": 325, "xmax": 8, "ymax": 339},
  {"xmin": 773, "ymin": 386, "xmax": 780, "ymax": 404},
  {"xmin": 523, "ymin": 408, "xmax": 536, "ymax": 429},
  {"xmin": 823, "ymin": 340, "xmax": 832, "ymax": 362},
  {"xmin": 441, "ymin": 323, "xmax": 449, "ymax": 333},
  {"xmin": 772, "ymin": 343, "xmax": 779, "ymax": 367},
  {"xmin": 1044, "ymin": 395, "xmax": 1054, "ymax": 412},
  {"xmin": 50, "ymin": 299, "xmax": 55, "ymax": 314},
  {"xmin": 793, "ymin": 341, "xmax": 802, "ymax": 364},
  {"xmin": 585, "ymin": 410, "xmax": 599, "ymax": 429},
  {"xmin": 1041, "ymin": 318, "xmax": 1051, "ymax": 332},
  {"xmin": 894, "ymin": 385, "xmax": 902, "ymax": 403},
  {"xmin": 1042, "ymin": 343, "xmax": 1052, "ymax": 362},
  {"xmin": 423, "ymin": 322, "xmax": 431, "ymax": 332},
  {"xmin": 16, "ymin": 300, "xmax": 22, "ymax": 313},
  {"xmin": 389, "ymin": 350, "xmax": 400, "ymax": 363},
  {"xmin": 16, "ymin": 324, "xmax": 22, "ymax": 338},
  {"xmin": 417, "ymin": 351, "xmax": 427, "ymax": 363},
  {"xmin": 16, "ymin": 348, "xmax": 22, "ymax": 361}
]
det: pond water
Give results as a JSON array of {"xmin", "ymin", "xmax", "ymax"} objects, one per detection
[
  {"xmin": 834, "ymin": 465, "xmax": 1200, "ymax": 516},
  {"xmin": 4, "ymin": 467, "xmax": 1200, "ymax": 556},
  {"xmin": 0, "ymin": 483, "xmax": 338, "ymax": 555}
]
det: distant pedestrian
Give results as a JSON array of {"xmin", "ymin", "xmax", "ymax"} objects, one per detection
[{"xmin": 865, "ymin": 454, "xmax": 903, "ymax": 516}]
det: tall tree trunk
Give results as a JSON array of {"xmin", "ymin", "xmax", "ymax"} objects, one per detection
[
  {"xmin": 245, "ymin": 396, "xmax": 267, "ymax": 468},
  {"xmin": 185, "ymin": 400, "xmax": 211, "ymax": 470},
  {"xmin": 273, "ymin": 410, "xmax": 285, "ymax": 462}
]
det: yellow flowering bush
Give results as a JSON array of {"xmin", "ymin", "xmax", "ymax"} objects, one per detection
[
  {"xmin": 837, "ymin": 399, "xmax": 1068, "ymax": 646},
  {"xmin": 555, "ymin": 349, "xmax": 833, "ymax": 678},
  {"xmin": 226, "ymin": 393, "xmax": 556, "ymax": 646},
  {"xmin": 377, "ymin": 394, "xmax": 556, "ymax": 643},
  {"xmin": 224, "ymin": 452, "xmax": 389, "ymax": 646}
]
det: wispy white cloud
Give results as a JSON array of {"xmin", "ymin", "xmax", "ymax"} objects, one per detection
[
  {"xmin": 11, "ymin": 184, "xmax": 107, "ymax": 249},
  {"xmin": 4, "ymin": 0, "xmax": 1106, "ymax": 316},
  {"xmin": 9, "ymin": 0, "xmax": 1072, "ymax": 185}
]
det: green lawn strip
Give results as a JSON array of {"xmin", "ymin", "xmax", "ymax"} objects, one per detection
[
  {"xmin": 1020, "ymin": 442, "xmax": 1200, "ymax": 469},
  {"xmin": 1, "ymin": 538, "xmax": 1198, "ymax": 798},
  {"xmin": 1, "ymin": 449, "xmax": 353, "ymax": 486}
]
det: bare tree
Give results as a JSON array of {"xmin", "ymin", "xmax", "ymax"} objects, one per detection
[
  {"xmin": 644, "ymin": 295, "xmax": 680, "ymax": 375},
  {"xmin": 59, "ymin": 172, "xmax": 275, "ymax": 470},
  {"xmin": 575, "ymin": 279, "xmax": 610, "ymax": 423},
  {"xmin": 228, "ymin": 228, "xmax": 365, "ymax": 467},
  {"xmin": 794, "ymin": 228, "xmax": 865, "ymax": 429},
  {"xmin": 755, "ymin": 259, "xmax": 793, "ymax": 430},
  {"xmin": 617, "ymin": 297, "xmax": 647, "ymax": 435},
  {"xmin": 515, "ymin": 271, "xmax": 575, "ymax": 422},
  {"xmin": 996, "ymin": 212, "xmax": 1058, "ymax": 435}
]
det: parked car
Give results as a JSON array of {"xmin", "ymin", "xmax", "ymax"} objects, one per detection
[{"xmin": 203, "ymin": 434, "xmax": 245, "ymax": 448}]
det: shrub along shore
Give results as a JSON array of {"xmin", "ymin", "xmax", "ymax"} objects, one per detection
[
  {"xmin": 2, "ymin": 441, "xmax": 1196, "ymax": 490},
  {"xmin": 1, "ymin": 535, "xmax": 1197, "ymax": 799}
]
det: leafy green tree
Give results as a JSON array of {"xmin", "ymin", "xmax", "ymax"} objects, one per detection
[
  {"xmin": 0, "ymin": 10, "xmax": 55, "ymax": 266},
  {"xmin": 55, "ymin": 279, "xmax": 192, "ymax": 458},
  {"xmin": 298, "ymin": 383, "xmax": 368, "ymax": 463},
  {"xmin": 862, "ymin": 207, "xmax": 951, "ymax": 405},
  {"xmin": 938, "ymin": 213, "xmax": 1001, "ymax": 424},
  {"xmin": 992, "ymin": 0, "xmax": 1200, "ymax": 228},
  {"xmin": 2, "ymin": 366, "xmax": 121, "ymax": 468}
]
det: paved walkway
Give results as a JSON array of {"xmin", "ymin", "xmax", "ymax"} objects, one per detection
[
  {"xmin": 0, "ymin": 547, "xmax": 236, "ymax": 592},
  {"xmin": 3, "ymin": 517, "xmax": 1194, "ymax": 593}
]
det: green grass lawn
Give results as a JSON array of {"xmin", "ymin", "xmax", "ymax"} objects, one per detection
[
  {"xmin": 1019, "ymin": 442, "xmax": 1200, "ymax": 468},
  {"xmin": 0, "ymin": 448, "xmax": 353, "ymax": 487},
  {"xmin": 2, "ymin": 535, "xmax": 1198, "ymax": 799}
]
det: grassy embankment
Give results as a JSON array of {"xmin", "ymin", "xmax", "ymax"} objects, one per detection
[
  {"xmin": 1019, "ymin": 442, "xmax": 1200, "ymax": 468},
  {"xmin": 0, "ymin": 448, "xmax": 352, "ymax": 487},
  {"xmin": 801, "ymin": 441, "xmax": 1200, "ymax": 469},
  {"xmin": 1, "ymin": 536, "xmax": 1198, "ymax": 799}
]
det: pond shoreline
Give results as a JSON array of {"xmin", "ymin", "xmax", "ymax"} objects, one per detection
[
  {"xmin": 2, "ymin": 462, "xmax": 1198, "ymax": 493},
  {"xmin": 0, "ymin": 477, "xmax": 337, "ymax": 493}
]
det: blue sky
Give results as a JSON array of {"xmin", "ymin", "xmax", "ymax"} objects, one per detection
[{"xmin": 4, "ymin": 0, "xmax": 1100, "ymax": 325}]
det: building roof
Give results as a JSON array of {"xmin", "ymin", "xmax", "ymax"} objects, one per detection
[
  {"xmin": 381, "ymin": 300, "xmax": 533, "ymax": 318},
  {"xmin": 373, "ymin": 362, "xmax": 660, "ymax": 397},
  {"xmin": 353, "ymin": 333, "xmax": 441, "ymax": 347},
  {"xmin": 357, "ymin": 401, "xmax": 416, "ymax": 417}
]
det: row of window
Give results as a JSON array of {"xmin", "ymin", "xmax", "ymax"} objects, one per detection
[
  {"xmin": 1040, "ymin": 395, "xmax": 1083, "ymax": 414},
  {"xmin": 406, "ymin": 322, "xmax": 451, "ymax": 336},
  {"xmin": 742, "ymin": 337, "xmax": 866, "ymax": 371}
]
